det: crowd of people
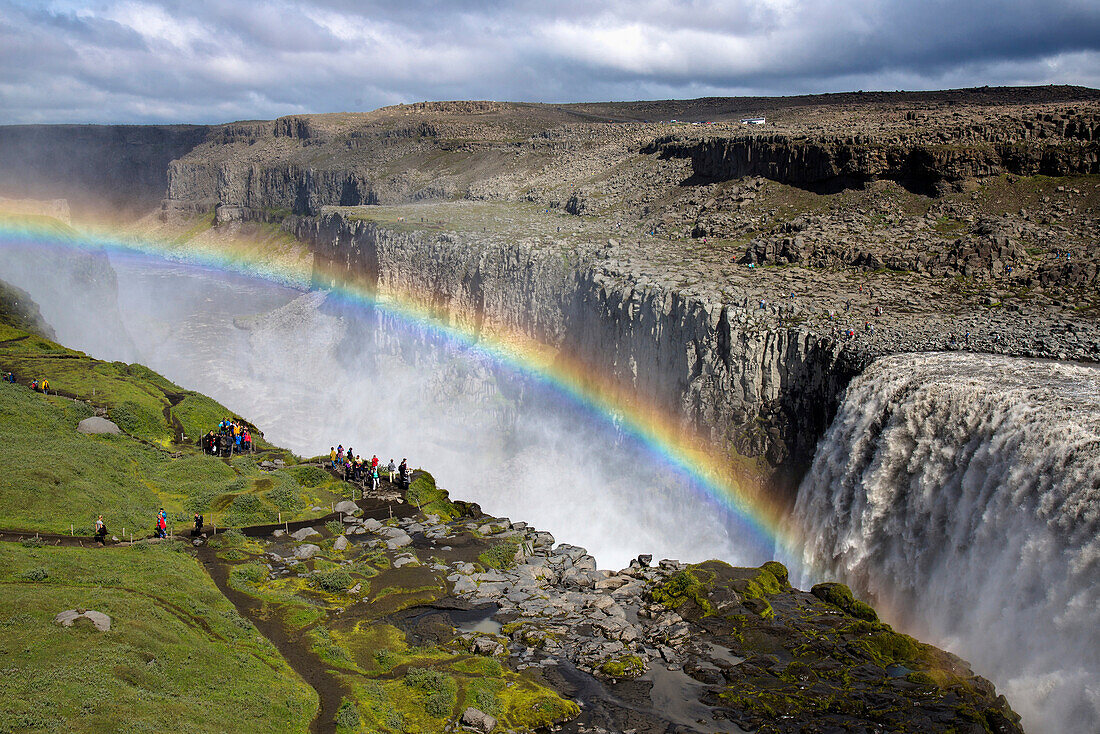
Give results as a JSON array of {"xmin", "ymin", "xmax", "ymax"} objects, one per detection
[
  {"xmin": 90, "ymin": 428, "xmax": 412, "ymax": 544},
  {"xmin": 329, "ymin": 445, "xmax": 410, "ymax": 489},
  {"xmin": 202, "ymin": 418, "xmax": 252, "ymax": 457}
]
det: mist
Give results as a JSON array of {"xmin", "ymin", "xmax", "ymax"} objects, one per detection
[{"xmin": 72, "ymin": 251, "xmax": 775, "ymax": 572}]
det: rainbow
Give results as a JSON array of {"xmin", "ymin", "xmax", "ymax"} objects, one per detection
[{"xmin": 0, "ymin": 213, "xmax": 805, "ymax": 568}]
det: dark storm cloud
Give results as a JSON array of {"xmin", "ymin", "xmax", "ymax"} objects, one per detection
[{"xmin": 1, "ymin": 0, "xmax": 1098, "ymax": 123}]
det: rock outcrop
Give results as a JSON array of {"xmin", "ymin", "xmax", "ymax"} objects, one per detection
[{"xmin": 644, "ymin": 118, "xmax": 1100, "ymax": 194}]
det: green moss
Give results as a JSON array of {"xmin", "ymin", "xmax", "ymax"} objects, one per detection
[
  {"xmin": 494, "ymin": 676, "xmax": 579, "ymax": 731},
  {"xmin": 599, "ymin": 654, "xmax": 646, "ymax": 679},
  {"xmin": 403, "ymin": 667, "xmax": 458, "ymax": 718},
  {"xmin": 478, "ymin": 540, "xmax": 519, "ymax": 570},
  {"xmin": 405, "ymin": 471, "xmax": 457, "ymax": 520},
  {"xmin": 334, "ymin": 698, "xmax": 360, "ymax": 730},
  {"xmin": 231, "ymin": 562, "xmax": 268, "ymax": 584},
  {"xmin": 906, "ymin": 671, "xmax": 939, "ymax": 686},
  {"xmin": 811, "ymin": 582, "xmax": 880, "ymax": 623},
  {"xmin": 760, "ymin": 561, "xmax": 790, "ymax": 588},
  {"xmin": 650, "ymin": 568, "xmax": 716, "ymax": 615}
]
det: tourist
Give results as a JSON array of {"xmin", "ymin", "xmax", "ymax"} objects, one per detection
[
  {"xmin": 95, "ymin": 515, "xmax": 108, "ymax": 543},
  {"xmin": 155, "ymin": 510, "xmax": 167, "ymax": 539},
  {"xmin": 242, "ymin": 429, "xmax": 251, "ymax": 452},
  {"xmin": 30, "ymin": 379, "xmax": 38, "ymax": 391},
  {"xmin": 336, "ymin": 445, "xmax": 344, "ymax": 466},
  {"xmin": 371, "ymin": 465, "xmax": 380, "ymax": 492},
  {"xmin": 40, "ymin": 378, "xmax": 49, "ymax": 393},
  {"xmin": 387, "ymin": 459, "xmax": 397, "ymax": 482},
  {"xmin": 193, "ymin": 513, "xmax": 204, "ymax": 536},
  {"xmin": 371, "ymin": 454, "xmax": 379, "ymax": 471},
  {"xmin": 330, "ymin": 446, "xmax": 337, "ymax": 467}
]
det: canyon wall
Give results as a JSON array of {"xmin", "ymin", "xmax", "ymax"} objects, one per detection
[
  {"xmin": 297, "ymin": 212, "xmax": 864, "ymax": 495},
  {"xmin": 645, "ymin": 116, "xmax": 1100, "ymax": 194},
  {"xmin": 0, "ymin": 124, "xmax": 210, "ymax": 218}
]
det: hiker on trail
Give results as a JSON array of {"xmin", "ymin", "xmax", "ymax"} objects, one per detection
[
  {"xmin": 336, "ymin": 445, "xmax": 345, "ymax": 466},
  {"xmin": 30, "ymin": 379, "xmax": 38, "ymax": 391},
  {"xmin": 330, "ymin": 447, "xmax": 337, "ymax": 467},
  {"xmin": 399, "ymin": 458, "xmax": 410, "ymax": 489},
  {"xmin": 371, "ymin": 466, "xmax": 380, "ymax": 492},
  {"xmin": 347, "ymin": 448, "xmax": 354, "ymax": 468},
  {"xmin": 40, "ymin": 378, "xmax": 49, "ymax": 393},
  {"xmin": 193, "ymin": 513, "xmax": 204, "ymax": 536},
  {"xmin": 95, "ymin": 515, "xmax": 108, "ymax": 543},
  {"xmin": 242, "ymin": 430, "xmax": 251, "ymax": 452},
  {"xmin": 155, "ymin": 510, "xmax": 168, "ymax": 539},
  {"xmin": 354, "ymin": 455, "xmax": 363, "ymax": 481},
  {"xmin": 387, "ymin": 459, "xmax": 397, "ymax": 482},
  {"xmin": 371, "ymin": 455, "xmax": 379, "ymax": 471}
]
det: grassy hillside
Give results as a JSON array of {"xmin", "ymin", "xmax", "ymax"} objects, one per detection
[
  {"xmin": 0, "ymin": 541, "xmax": 315, "ymax": 732},
  {"xmin": 0, "ymin": 284, "xmax": 348, "ymax": 536}
]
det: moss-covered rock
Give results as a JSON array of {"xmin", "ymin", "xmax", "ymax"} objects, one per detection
[
  {"xmin": 811, "ymin": 581, "xmax": 880, "ymax": 622},
  {"xmin": 599, "ymin": 654, "xmax": 646, "ymax": 680}
]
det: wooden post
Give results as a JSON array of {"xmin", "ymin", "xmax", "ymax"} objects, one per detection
[{"xmin": 70, "ymin": 524, "xmax": 74, "ymax": 536}]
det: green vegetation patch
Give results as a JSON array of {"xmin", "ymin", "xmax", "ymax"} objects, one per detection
[
  {"xmin": 599, "ymin": 654, "xmax": 646, "ymax": 679},
  {"xmin": 405, "ymin": 471, "xmax": 457, "ymax": 520},
  {"xmin": 478, "ymin": 540, "xmax": 519, "ymax": 570},
  {"xmin": 811, "ymin": 582, "xmax": 880, "ymax": 623},
  {"xmin": 404, "ymin": 666, "xmax": 459, "ymax": 718},
  {"xmin": 0, "ymin": 543, "xmax": 315, "ymax": 733}
]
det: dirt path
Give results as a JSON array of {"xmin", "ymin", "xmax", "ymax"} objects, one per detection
[{"xmin": 195, "ymin": 541, "xmax": 347, "ymax": 734}]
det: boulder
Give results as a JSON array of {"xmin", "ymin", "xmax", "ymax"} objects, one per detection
[
  {"xmin": 385, "ymin": 532, "xmax": 412, "ymax": 549},
  {"xmin": 77, "ymin": 417, "xmax": 120, "ymax": 435},
  {"xmin": 461, "ymin": 707, "xmax": 497, "ymax": 733},
  {"xmin": 294, "ymin": 544, "xmax": 320, "ymax": 560},
  {"xmin": 361, "ymin": 518, "xmax": 383, "ymax": 532},
  {"xmin": 55, "ymin": 609, "xmax": 111, "ymax": 631},
  {"xmin": 334, "ymin": 500, "xmax": 358, "ymax": 515},
  {"xmin": 333, "ymin": 536, "xmax": 349, "ymax": 551},
  {"xmin": 290, "ymin": 527, "xmax": 320, "ymax": 542}
]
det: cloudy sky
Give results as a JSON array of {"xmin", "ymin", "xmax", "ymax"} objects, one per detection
[{"xmin": 2, "ymin": 0, "xmax": 1099, "ymax": 124}]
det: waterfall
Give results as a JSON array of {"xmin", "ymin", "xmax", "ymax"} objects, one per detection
[{"xmin": 793, "ymin": 352, "xmax": 1100, "ymax": 733}]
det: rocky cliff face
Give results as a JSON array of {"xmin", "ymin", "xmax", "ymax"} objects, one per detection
[
  {"xmin": 296, "ymin": 212, "xmax": 863, "ymax": 496},
  {"xmin": 0, "ymin": 124, "xmax": 209, "ymax": 218},
  {"xmin": 645, "ymin": 115, "xmax": 1100, "ymax": 194}
]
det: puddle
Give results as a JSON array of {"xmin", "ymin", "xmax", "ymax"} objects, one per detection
[
  {"xmin": 643, "ymin": 665, "xmax": 741, "ymax": 734},
  {"xmin": 451, "ymin": 604, "xmax": 503, "ymax": 635},
  {"xmin": 702, "ymin": 641, "xmax": 744, "ymax": 667}
]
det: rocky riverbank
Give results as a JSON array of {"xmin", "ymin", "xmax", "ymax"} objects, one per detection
[{"xmin": 219, "ymin": 470, "xmax": 1023, "ymax": 734}]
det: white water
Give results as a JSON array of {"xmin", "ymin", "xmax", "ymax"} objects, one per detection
[{"xmin": 793, "ymin": 352, "xmax": 1100, "ymax": 733}]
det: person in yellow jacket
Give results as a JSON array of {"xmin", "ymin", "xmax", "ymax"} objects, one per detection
[
  {"xmin": 40, "ymin": 378, "xmax": 49, "ymax": 393},
  {"xmin": 330, "ymin": 447, "xmax": 337, "ymax": 468}
]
